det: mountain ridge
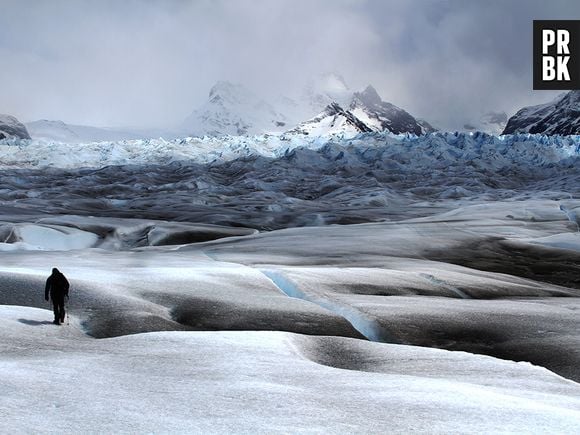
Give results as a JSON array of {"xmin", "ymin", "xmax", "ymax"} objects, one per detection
[
  {"xmin": 503, "ymin": 90, "xmax": 580, "ymax": 135},
  {"xmin": 182, "ymin": 75, "xmax": 433, "ymax": 138},
  {"xmin": 0, "ymin": 114, "xmax": 30, "ymax": 139}
]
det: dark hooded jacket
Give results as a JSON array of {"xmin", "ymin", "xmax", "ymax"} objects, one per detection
[{"xmin": 45, "ymin": 268, "xmax": 70, "ymax": 301}]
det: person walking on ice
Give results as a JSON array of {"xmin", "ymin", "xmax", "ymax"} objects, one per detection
[{"xmin": 45, "ymin": 268, "xmax": 70, "ymax": 325}]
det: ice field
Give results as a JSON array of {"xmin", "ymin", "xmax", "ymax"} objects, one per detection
[{"xmin": 0, "ymin": 132, "xmax": 579, "ymax": 432}]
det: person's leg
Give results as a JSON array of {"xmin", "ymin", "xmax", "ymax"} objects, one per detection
[
  {"xmin": 59, "ymin": 299, "xmax": 65, "ymax": 323},
  {"xmin": 52, "ymin": 300, "xmax": 60, "ymax": 324}
]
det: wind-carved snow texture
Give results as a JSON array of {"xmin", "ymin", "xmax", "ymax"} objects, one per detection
[
  {"xmin": 0, "ymin": 132, "xmax": 580, "ymax": 432},
  {"xmin": 559, "ymin": 204, "xmax": 580, "ymax": 232},
  {"xmin": 418, "ymin": 273, "xmax": 472, "ymax": 299}
]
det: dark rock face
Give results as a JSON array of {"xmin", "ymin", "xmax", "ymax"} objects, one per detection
[
  {"xmin": 349, "ymin": 85, "xmax": 427, "ymax": 135},
  {"xmin": 325, "ymin": 102, "xmax": 374, "ymax": 133},
  {"xmin": 354, "ymin": 85, "xmax": 382, "ymax": 106},
  {"xmin": 416, "ymin": 118, "xmax": 437, "ymax": 134},
  {"xmin": 503, "ymin": 90, "xmax": 580, "ymax": 135},
  {"xmin": 0, "ymin": 114, "xmax": 31, "ymax": 139}
]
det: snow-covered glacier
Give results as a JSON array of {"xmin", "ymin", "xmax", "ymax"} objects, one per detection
[{"xmin": 1, "ymin": 132, "xmax": 580, "ymax": 433}]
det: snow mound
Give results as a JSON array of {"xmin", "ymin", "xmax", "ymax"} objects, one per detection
[
  {"xmin": 1, "ymin": 305, "xmax": 580, "ymax": 433},
  {"xmin": 0, "ymin": 217, "xmax": 256, "ymax": 252},
  {"xmin": 0, "ymin": 224, "xmax": 98, "ymax": 251},
  {"xmin": 520, "ymin": 233, "xmax": 580, "ymax": 253}
]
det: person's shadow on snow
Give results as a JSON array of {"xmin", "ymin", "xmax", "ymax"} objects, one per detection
[{"xmin": 18, "ymin": 319, "xmax": 55, "ymax": 326}]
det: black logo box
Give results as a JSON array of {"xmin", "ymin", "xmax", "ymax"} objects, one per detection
[{"xmin": 533, "ymin": 20, "xmax": 580, "ymax": 90}]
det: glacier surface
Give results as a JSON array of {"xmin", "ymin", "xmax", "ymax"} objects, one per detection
[{"xmin": 0, "ymin": 131, "xmax": 579, "ymax": 432}]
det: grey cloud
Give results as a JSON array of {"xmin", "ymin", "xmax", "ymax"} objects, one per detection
[{"xmin": 0, "ymin": 0, "xmax": 578, "ymax": 129}]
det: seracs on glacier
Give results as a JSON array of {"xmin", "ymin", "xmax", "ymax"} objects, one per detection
[{"xmin": 1, "ymin": 130, "xmax": 578, "ymax": 169}]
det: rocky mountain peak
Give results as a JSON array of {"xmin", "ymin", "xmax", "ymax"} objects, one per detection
[
  {"xmin": 503, "ymin": 90, "xmax": 580, "ymax": 135},
  {"xmin": 0, "ymin": 114, "xmax": 31, "ymax": 140},
  {"xmin": 353, "ymin": 85, "xmax": 382, "ymax": 107},
  {"xmin": 183, "ymin": 75, "xmax": 435, "ymax": 138}
]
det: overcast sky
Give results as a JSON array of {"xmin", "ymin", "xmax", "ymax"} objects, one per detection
[{"xmin": 1, "ymin": 0, "xmax": 578, "ymax": 129}]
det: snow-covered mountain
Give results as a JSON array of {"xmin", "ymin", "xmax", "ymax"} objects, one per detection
[
  {"xmin": 181, "ymin": 75, "xmax": 434, "ymax": 138},
  {"xmin": 181, "ymin": 81, "xmax": 290, "ymax": 137},
  {"xmin": 503, "ymin": 91, "xmax": 580, "ymax": 135},
  {"xmin": 26, "ymin": 120, "xmax": 177, "ymax": 143},
  {"xmin": 287, "ymin": 86, "xmax": 432, "ymax": 137},
  {"xmin": 14, "ymin": 74, "xmax": 437, "ymax": 142},
  {"xmin": 349, "ymin": 85, "xmax": 432, "ymax": 135},
  {"xmin": 286, "ymin": 102, "xmax": 373, "ymax": 137},
  {"xmin": 463, "ymin": 112, "xmax": 507, "ymax": 136},
  {"xmin": 0, "ymin": 114, "xmax": 30, "ymax": 139}
]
